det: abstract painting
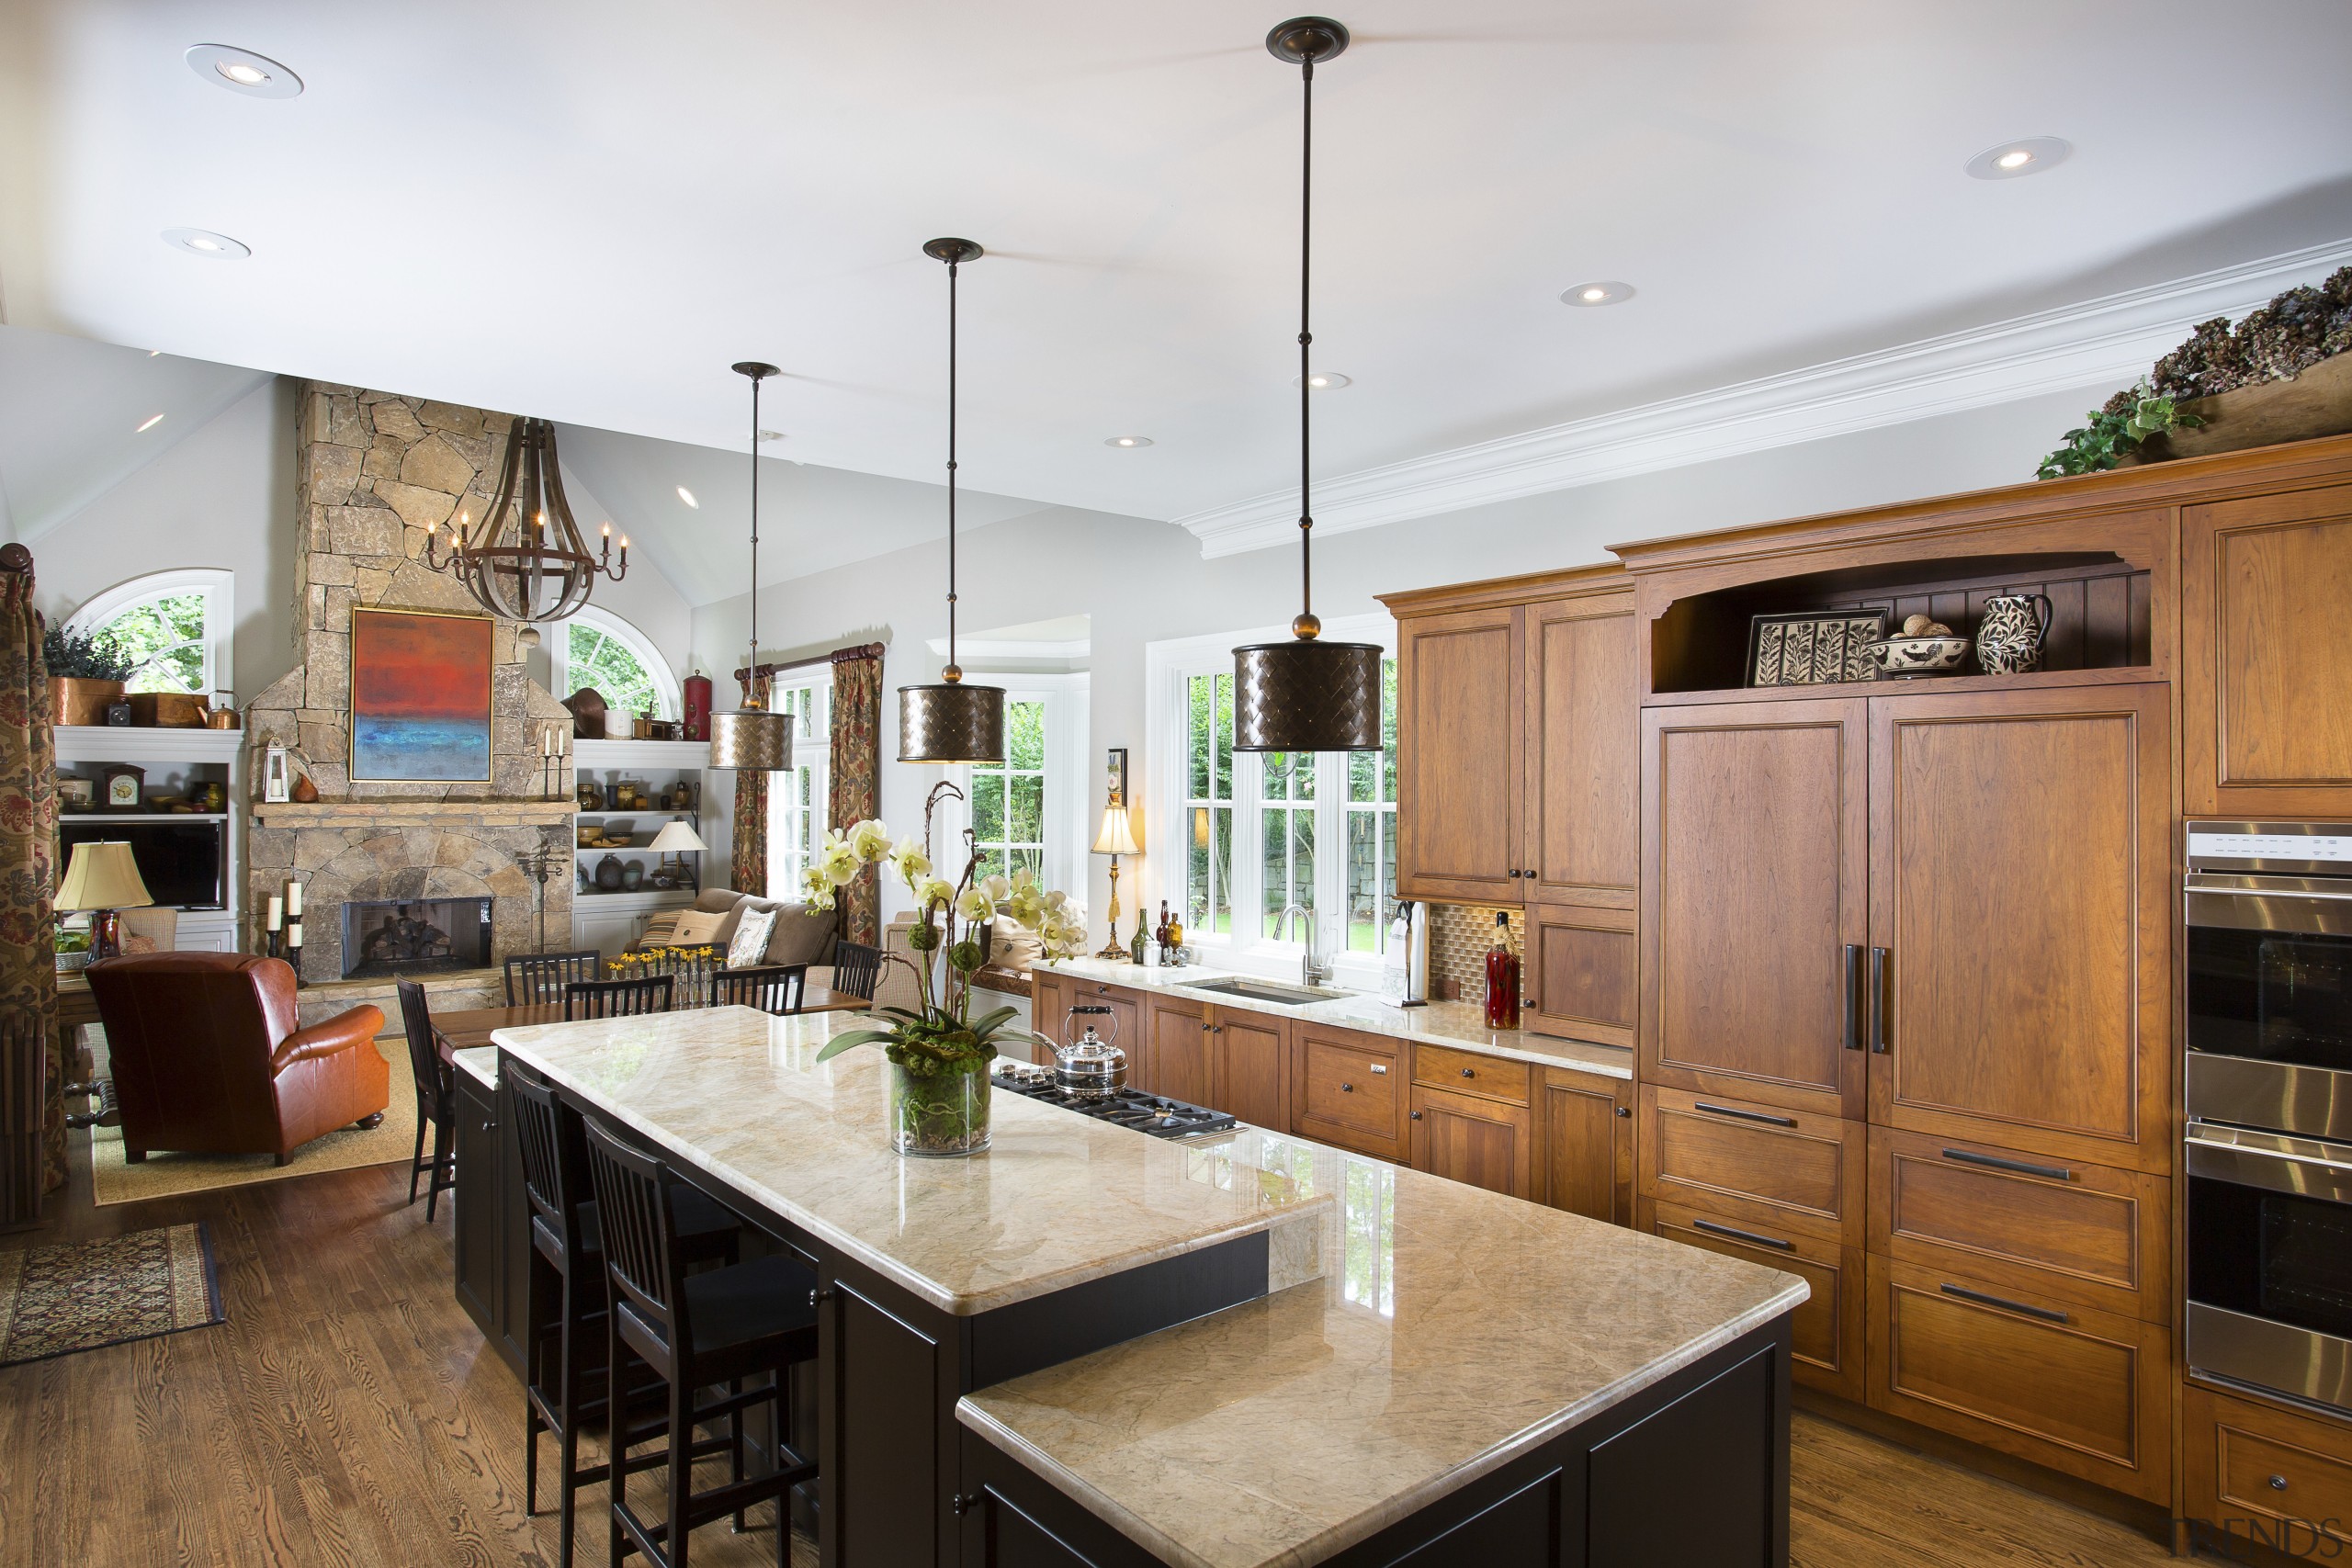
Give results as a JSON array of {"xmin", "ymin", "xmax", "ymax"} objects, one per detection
[{"xmin": 349, "ymin": 607, "xmax": 493, "ymax": 783}]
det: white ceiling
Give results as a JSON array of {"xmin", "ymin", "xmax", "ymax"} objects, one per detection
[{"xmin": 5, "ymin": 0, "xmax": 2350, "ymax": 546}]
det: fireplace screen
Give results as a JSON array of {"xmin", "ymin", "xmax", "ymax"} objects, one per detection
[{"xmin": 341, "ymin": 897, "xmax": 493, "ymax": 980}]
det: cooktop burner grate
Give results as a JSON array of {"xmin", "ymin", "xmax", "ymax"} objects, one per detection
[{"xmin": 992, "ymin": 1065, "xmax": 1238, "ymax": 1140}]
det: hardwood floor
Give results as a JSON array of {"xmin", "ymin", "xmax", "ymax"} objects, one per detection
[{"xmin": 2, "ymin": 1145, "xmax": 2184, "ymax": 1567}]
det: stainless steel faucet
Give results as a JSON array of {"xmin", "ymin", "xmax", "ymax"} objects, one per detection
[{"xmin": 1274, "ymin": 902, "xmax": 1329, "ymax": 987}]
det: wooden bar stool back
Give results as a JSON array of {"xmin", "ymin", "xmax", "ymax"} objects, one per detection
[
  {"xmin": 506, "ymin": 950, "xmax": 603, "ymax": 1006},
  {"xmin": 564, "ymin": 975, "xmax": 673, "ymax": 1021},
  {"xmin": 394, "ymin": 980, "xmax": 457, "ymax": 1219},
  {"xmin": 709, "ymin": 964, "xmax": 807, "ymax": 1015},
  {"xmin": 829, "ymin": 942, "xmax": 881, "ymax": 1000}
]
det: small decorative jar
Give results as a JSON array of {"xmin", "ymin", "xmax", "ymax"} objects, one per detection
[
  {"xmin": 888, "ymin": 1059, "xmax": 992, "ymax": 1157},
  {"xmin": 1974, "ymin": 593, "xmax": 2053, "ymax": 675}
]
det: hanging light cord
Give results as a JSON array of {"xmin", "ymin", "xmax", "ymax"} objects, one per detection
[
  {"xmin": 945, "ymin": 253, "xmax": 962, "ymax": 680},
  {"xmin": 1295, "ymin": 48, "xmax": 1318, "ymax": 634},
  {"xmin": 746, "ymin": 372, "xmax": 763, "ymax": 704}
]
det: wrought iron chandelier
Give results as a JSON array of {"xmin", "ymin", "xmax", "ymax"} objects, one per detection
[
  {"xmin": 1231, "ymin": 17, "xmax": 1382, "ymax": 753},
  {"xmin": 421, "ymin": 417, "xmax": 625, "ymax": 637},
  {"xmin": 898, "ymin": 237, "xmax": 1007, "ymax": 765},
  {"xmin": 707, "ymin": 362, "xmax": 795, "ymax": 772}
]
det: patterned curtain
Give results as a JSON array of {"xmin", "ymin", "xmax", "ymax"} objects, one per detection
[
  {"xmin": 0, "ymin": 550, "xmax": 60, "ymax": 1192},
  {"xmin": 828, "ymin": 648, "xmax": 883, "ymax": 946},
  {"xmin": 729, "ymin": 671, "xmax": 772, "ymax": 897}
]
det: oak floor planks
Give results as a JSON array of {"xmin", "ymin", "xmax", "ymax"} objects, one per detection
[{"xmin": 3, "ymin": 1148, "xmax": 2176, "ymax": 1567}]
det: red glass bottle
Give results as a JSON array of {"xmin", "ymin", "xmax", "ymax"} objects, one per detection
[
  {"xmin": 1483, "ymin": 911, "xmax": 1521, "ymax": 1030},
  {"xmin": 682, "ymin": 669, "xmax": 713, "ymax": 741}
]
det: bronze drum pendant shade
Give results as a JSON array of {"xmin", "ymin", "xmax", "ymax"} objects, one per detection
[
  {"xmin": 898, "ymin": 238, "xmax": 1006, "ymax": 765},
  {"xmin": 707, "ymin": 362, "xmax": 794, "ymax": 772},
  {"xmin": 1232, "ymin": 16, "xmax": 1380, "ymax": 754}
]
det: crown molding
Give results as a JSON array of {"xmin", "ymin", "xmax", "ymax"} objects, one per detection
[{"xmin": 1176, "ymin": 239, "xmax": 2352, "ymax": 558}]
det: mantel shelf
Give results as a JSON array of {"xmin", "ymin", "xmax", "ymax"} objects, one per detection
[{"xmin": 250, "ymin": 798, "xmax": 578, "ymax": 827}]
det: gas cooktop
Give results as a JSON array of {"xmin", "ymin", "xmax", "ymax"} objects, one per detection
[{"xmin": 992, "ymin": 1064, "xmax": 1238, "ymax": 1141}]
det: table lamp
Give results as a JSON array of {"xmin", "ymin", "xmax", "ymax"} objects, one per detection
[
  {"xmin": 1091, "ymin": 804, "xmax": 1140, "ymax": 961},
  {"xmin": 649, "ymin": 818, "xmax": 708, "ymax": 895},
  {"xmin": 57, "ymin": 840, "xmax": 153, "ymax": 960}
]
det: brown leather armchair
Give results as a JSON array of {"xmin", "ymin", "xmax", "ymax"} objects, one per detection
[{"xmin": 86, "ymin": 953, "xmax": 392, "ymax": 1166}]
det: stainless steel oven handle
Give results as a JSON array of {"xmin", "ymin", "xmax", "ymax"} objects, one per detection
[{"xmin": 2188, "ymin": 1127, "xmax": 2352, "ymax": 1205}]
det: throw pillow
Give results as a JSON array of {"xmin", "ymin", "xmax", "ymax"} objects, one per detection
[
  {"xmin": 727, "ymin": 906, "xmax": 778, "ymax": 971},
  {"xmin": 671, "ymin": 909, "xmax": 729, "ymax": 949},
  {"xmin": 635, "ymin": 911, "xmax": 683, "ymax": 950}
]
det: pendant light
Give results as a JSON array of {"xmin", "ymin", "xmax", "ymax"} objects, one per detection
[
  {"xmin": 1232, "ymin": 17, "xmax": 1382, "ymax": 753},
  {"xmin": 898, "ymin": 238, "xmax": 1007, "ymax": 764},
  {"xmin": 420, "ymin": 417, "xmax": 627, "ymax": 638},
  {"xmin": 707, "ymin": 362, "xmax": 794, "ymax": 771}
]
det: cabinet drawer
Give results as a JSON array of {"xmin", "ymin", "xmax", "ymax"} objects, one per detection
[
  {"xmin": 2185, "ymin": 1382, "xmax": 2352, "ymax": 1560},
  {"xmin": 1868, "ymin": 1256, "xmax": 2170, "ymax": 1505},
  {"xmin": 1294, "ymin": 1028, "xmax": 1408, "ymax": 1161},
  {"xmin": 1409, "ymin": 1085, "xmax": 1533, "ymax": 1199},
  {"xmin": 1412, "ymin": 1043, "xmax": 1531, "ymax": 1106},
  {"xmin": 1640, "ymin": 1085, "xmax": 1863, "ymax": 1247},
  {"xmin": 1645, "ymin": 1197, "xmax": 1862, "ymax": 1404},
  {"xmin": 1869, "ymin": 1128, "xmax": 2167, "ymax": 1322}
]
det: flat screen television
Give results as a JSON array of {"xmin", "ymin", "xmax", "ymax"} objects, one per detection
[{"xmin": 59, "ymin": 819, "xmax": 227, "ymax": 909}]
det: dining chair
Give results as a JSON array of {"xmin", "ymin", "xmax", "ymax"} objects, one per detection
[
  {"xmin": 506, "ymin": 950, "xmax": 604, "ymax": 1008},
  {"xmin": 709, "ymin": 964, "xmax": 807, "ymax": 1015},
  {"xmin": 564, "ymin": 975, "xmax": 674, "ymax": 1021},
  {"xmin": 395, "ymin": 979, "xmax": 458, "ymax": 1219},
  {"xmin": 829, "ymin": 942, "xmax": 881, "ymax": 1001}
]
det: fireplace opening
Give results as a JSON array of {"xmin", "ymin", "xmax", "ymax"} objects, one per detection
[{"xmin": 341, "ymin": 897, "xmax": 493, "ymax": 980}]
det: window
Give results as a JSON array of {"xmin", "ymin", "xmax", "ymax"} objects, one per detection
[
  {"xmin": 766, "ymin": 678, "xmax": 831, "ymax": 899},
  {"xmin": 67, "ymin": 570, "xmax": 232, "ymax": 696},
  {"xmin": 969, "ymin": 698, "xmax": 1046, "ymax": 883},
  {"xmin": 551, "ymin": 606, "xmax": 680, "ymax": 723},
  {"xmin": 1151, "ymin": 618, "xmax": 1398, "ymax": 980}
]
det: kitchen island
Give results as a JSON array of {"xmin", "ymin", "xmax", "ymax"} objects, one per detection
[{"xmin": 481, "ymin": 1006, "xmax": 1806, "ymax": 1567}]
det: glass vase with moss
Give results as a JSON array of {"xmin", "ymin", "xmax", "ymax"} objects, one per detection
[{"xmin": 803, "ymin": 783, "xmax": 1090, "ymax": 1157}]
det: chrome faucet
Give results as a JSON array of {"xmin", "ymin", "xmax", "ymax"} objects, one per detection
[{"xmin": 1274, "ymin": 902, "xmax": 1329, "ymax": 987}]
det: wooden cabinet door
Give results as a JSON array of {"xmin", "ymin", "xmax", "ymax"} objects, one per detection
[
  {"xmin": 1293, "ymin": 1024, "xmax": 1410, "ymax": 1162},
  {"xmin": 1526, "ymin": 901, "xmax": 1636, "ymax": 1047},
  {"xmin": 1865, "ymin": 684, "xmax": 2171, "ymax": 1173},
  {"xmin": 1209, "ymin": 1009, "xmax": 1289, "ymax": 1130},
  {"xmin": 1640, "ymin": 698, "xmax": 1870, "ymax": 1119},
  {"xmin": 1409, "ymin": 1084, "xmax": 1533, "ymax": 1199},
  {"xmin": 1523, "ymin": 592, "xmax": 1640, "ymax": 907},
  {"xmin": 1142, "ymin": 994, "xmax": 1207, "ymax": 1102},
  {"xmin": 1029, "ymin": 973, "xmax": 1069, "ymax": 1051},
  {"xmin": 1396, "ymin": 605, "xmax": 1524, "ymax": 904},
  {"xmin": 1538, "ymin": 1067, "xmax": 1631, "ymax": 1224},
  {"xmin": 1067, "ymin": 980, "xmax": 1142, "ymax": 1086},
  {"xmin": 2184, "ymin": 481, "xmax": 2352, "ymax": 816},
  {"xmin": 2184, "ymin": 1382, "xmax": 2352, "ymax": 1562}
]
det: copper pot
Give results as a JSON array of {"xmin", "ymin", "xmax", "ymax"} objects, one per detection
[{"xmin": 49, "ymin": 677, "xmax": 123, "ymax": 728}]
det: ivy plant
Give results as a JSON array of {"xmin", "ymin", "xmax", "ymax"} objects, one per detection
[
  {"xmin": 41, "ymin": 625, "xmax": 137, "ymax": 682},
  {"xmin": 2037, "ymin": 383, "xmax": 2204, "ymax": 479}
]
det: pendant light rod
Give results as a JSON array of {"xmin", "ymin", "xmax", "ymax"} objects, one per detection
[
  {"xmin": 922, "ymin": 237, "xmax": 981, "ymax": 680},
  {"xmin": 730, "ymin": 360, "xmax": 779, "ymax": 698},
  {"xmin": 1296, "ymin": 40, "xmax": 1317, "ymax": 629}
]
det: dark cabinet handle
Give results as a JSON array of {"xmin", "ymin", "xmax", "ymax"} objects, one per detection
[
  {"xmin": 950, "ymin": 1493, "xmax": 978, "ymax": 1517},
  {"xmin": 1615, "ymin": 1106, "xmax": 1632, "ymax": 1118},
  {"xmin": 481, "ymin": 1120, "xmax": 497, "ymax": 1133},
  {"xmin": 809, "ymin": 1286, "xmax": 836, "ymax": 1307},
  {"xmin": 1842, "ymin": 945, "xmax": 1862, "ymax": 1052},
  {"xmin": 1692, "ymin": 1217, "xmax": 1795, "ymax": 1252},
  {"xmin": 1939, "ymin": 1282, "xmax": 2067, "ymax": 1324},
  {"xmin": 2270, "ymin": 1475, "xmax": 2290, "ymax": 1492},
  {"xmin": 1693, "ymin": 1101, "xmax": 1797, "ymax": 1128},
  {"xmin": 1410, "ymin": 1110, "xmax": 1422, "ymax": 1121},
  {"xmin": 1941, "ymin": 1147, "xmax": 2073, "ymax": 1182},
  {"xmin": 1340, "ymin": 1083, "xmax": 1354, "ymax": 1093},
  {"xmin": 1461, "ymin": 1066, "xmax": 1475, "ymax": 1078},
  {"xmin": 1870, "ymin": 947, "xmax": 1891, "ymax": 1054}
]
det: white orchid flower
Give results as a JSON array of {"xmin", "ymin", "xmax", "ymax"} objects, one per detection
[
  {"xmin": 849, "ymin": 818, "xmax": 893, "ymax": 862},
  {"xmin": 888, "ymin": 837, "xmax": 931, "ymax": 888},
  {"xmin": 819, "ymin": 840, "xmax": 862, "ymax": 886},
  {"xmin": 980, "ymin": 873, "xmax": 1010, "ymax": 903},
  {"xmin": 917, "ymin": 876, "xmax": 956, "ymax": 910},
  {"xmin": 955, "ymin": 886, "xmax": 996, "ymax": 924}
]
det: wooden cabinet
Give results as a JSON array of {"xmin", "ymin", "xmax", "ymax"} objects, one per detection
[
  {"xmin": 1394, "ymin": 604, "xmax": 1523, "ymax": 904},
  {"xmin": 2184, "ymin": 480, "xmax": 2352, "ymax": 815},
  {"xmin": 1526, "ymin": 903, "xmax": 1636, "ymax": 1048},
  {"xmin": 1537, "ymin": 1066, "xmax": 1631, "ymax": 1224},
  {"xmin": 1408, "ymin": 1083, "xmax": 1532, "ymax": 1199},
  {"xmin": 1865, "ymin": 684, "xmax": 2171, "ymax": 1174},
  {"xmin": 1645, "ymin": 1195, "xmax": 1864, "ymax": 1404},
  {"xmin": 452, "ymin": 1067, "xmax": 527, "ymax": 1375},
  {"xmin": 1639, "ymin": 698, "xmax": 1869, "ymax": 1121},
  {"xmin": 1867, "ymin": 1255, "xmax": 2170, "ymax": 1505},
  {"xmin": 1057, "ymin": 979, "xmax": 1141, "ymax": 1077},
  {"xmin": 1292, "ymin": 1023, "xmax": 1411, "ymax": 1163},
  {"xmin": 1639, "ymin": 1085, "xmax": 1865, "ymax": 1247},
  {"xmin": 1208, "ymin": 1009, "xmax": 1289, "ymax": 1131},
  {"xmin": 1522, "ymin": 592, "xmax": 1640, "ymax": 907},
  {"xmin": 1030, "ymin": 972, "xmax": 1070, "ymax": 1047},
  {"xmin": 2184, "ymin": 1382, "xmax": 2352, "ymax": 1562},
  {"xmin": 1143, "ymin": 994, "xmax": 1209, "ymax": 1104}
]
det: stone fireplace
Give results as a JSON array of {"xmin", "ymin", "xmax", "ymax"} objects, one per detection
[{"xmin": 243, "ymin": 385, "xmax": 579, "ymax": 999}]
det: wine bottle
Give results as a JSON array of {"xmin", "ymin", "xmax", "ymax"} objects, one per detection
[{"xmin": 1483, "ymin": 911, "xmax": 1521, "ymax": 1030}]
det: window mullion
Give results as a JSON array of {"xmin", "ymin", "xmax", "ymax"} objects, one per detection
[
  {"xmin": 1317, "ymin": 752, "xmax": 1347, "ymax": 950},
  {"xmin": 1232, "ymin": 749, "xmax": 1265, "ymax": 955}
]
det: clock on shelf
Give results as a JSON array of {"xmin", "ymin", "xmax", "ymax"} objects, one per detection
[{"xmin": 101, "ymin": 763, "xmax": 146, "ymax": 812}]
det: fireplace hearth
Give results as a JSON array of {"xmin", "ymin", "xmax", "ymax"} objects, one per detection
[{"xmin": 341, "ymin": 897, "xmax": 493, "ymax": 980}]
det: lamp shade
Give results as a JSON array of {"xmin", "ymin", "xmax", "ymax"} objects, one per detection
[
  {"xmin": 898, "ymin": 681, "xmax": 1006, "ymax": 765},
  {"xmin": 708, "ymin": 706, "xmax": 792, "ymax": 771},
  {"xmin": 1091, "ymin": 804, "xmax": 1141, "ymax": 858},
  {"xmin": 1232, "ymin": 637, "xmax": 1384, "ymax": 751},
  {"xmin": 647, "ymin": 819, "xmax": 709, "ymax": 854},
  {"xmin": 57, "ymin": 841, "xmax": 153, "ymax": 911}
]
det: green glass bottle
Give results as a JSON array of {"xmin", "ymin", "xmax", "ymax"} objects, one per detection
[{"xmin": 1129, "ymin": 909, "xmax": 1148, "ymax": 964}]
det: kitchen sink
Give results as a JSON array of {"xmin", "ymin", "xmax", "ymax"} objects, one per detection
[{"xmin": 1184, "ymin": 976, "xmax": 1351, "ymax": 1007}]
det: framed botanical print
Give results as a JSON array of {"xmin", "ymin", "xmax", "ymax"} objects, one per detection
[
  {"xmin": 349, "ymin": 606, "xmax": 494, "ymax": 783},
  {"xmin": 1104, "ymin": 747, "xmax": 1128, "ymax": 807}
]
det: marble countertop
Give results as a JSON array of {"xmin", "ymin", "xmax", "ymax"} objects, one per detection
[
  {"xmin": 1046, "ymin": 957, "xmax": 1631, "ymax": 1081},
  {"xmin": 491, "ymin": 1007, "xmax": 1331, "ymax": 1315},
  {"xmin": 960, "ymin": 1129, "xmax": 1807, "ymax": 1568},
  {"xmin": 453, "ymin": 1045, "xmax": 496, "ymax": 1089}
]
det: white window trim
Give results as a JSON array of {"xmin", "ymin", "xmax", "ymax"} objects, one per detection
[
  {"xmin": 67, "ymin": 569, "xmax": 233, "ymax": 698},
  {"xmin": 765, "ymin": 671, "xmax": 834, "ymax": 900},
  {"xmin": 945, "ymin": 672, "xmax": 1090, "ymax": 901},
  {"xmin": 549, "ymin": 605, "xmax": 683, "ymax": 720},
  {"xmin": 1142, "ymin": 612, "xmax": 1393, "ymax": 987}
]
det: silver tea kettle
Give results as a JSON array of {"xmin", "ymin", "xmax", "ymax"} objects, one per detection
[{"xmin": 1050, "ymin": 1002, "xmax": 1126, "ymax": 1100}]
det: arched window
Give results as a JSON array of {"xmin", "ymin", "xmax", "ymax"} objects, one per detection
[
  {"xmin": 67, "ymin": 570, "xmax": 232, "ymax": 696},
  {"xmin": 550, "ymin": 606, "xmax": 681, "ymax": 722}
]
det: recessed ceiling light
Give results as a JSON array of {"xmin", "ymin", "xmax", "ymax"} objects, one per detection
[
  {"xmin": 161, "ymin": 227, "xmax": 251, "ymax": 259},
  {"xmin": 185, "ymin": 44, "xmax": 303, "ymax": 99},
  {"xmin": 1562, "ymin": 280, "xmax": 1634, "ymax": 307},
  {"xmin": 1104, "ymin": 435, "xmax": 1154, "ymax": 448},
  {"xmin": 135, "ymin": 413, "xmax": 165, "ymax": 434},
  {"xmin": 757, "ymin": 428, "xmax": 786, "ymax": 443},
  {"xmin": 1292, "ymin": 371, "xmax": 1352, "ymax": 390},
  {"xmin": 1965, "ymin": 136, "xmax": 2070, "ymax": 180},
  {"xmin": 676, "ymin": 486, "xmax": 699, "ymax": 508}
]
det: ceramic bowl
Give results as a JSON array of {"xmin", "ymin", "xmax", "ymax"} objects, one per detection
[{"xmin": 1866, "ymin": 635, "xmax": 1971, "ymax": 679}]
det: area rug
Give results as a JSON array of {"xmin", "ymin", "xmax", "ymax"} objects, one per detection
[
  {"xmin": 0, "ymin": 1223, "xmax": 224, "ymax": 1367},
  {"xmin": 87, "ymin": 1038, "xmax": 418, "ymax": 1206}
]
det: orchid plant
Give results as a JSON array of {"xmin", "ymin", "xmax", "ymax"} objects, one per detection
[{"xmin": 801, "ymin": 783, "xmax": 1085, "ymax": 1077}]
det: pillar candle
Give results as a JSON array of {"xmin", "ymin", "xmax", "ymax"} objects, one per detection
[
  {"xmin": 266, "ymin": 896, "xmax": 283, "ymax": 932},
  {"xmin": 287, "ymin": 919, "xmax": 303, "ymax": 949},
  {"xmin": 286, "ymin": 881, "xmax": 303, "ymax": 917}
]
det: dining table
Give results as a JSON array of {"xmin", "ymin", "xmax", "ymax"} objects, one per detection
[{"xmin": 430, "ymin": 986, "xmax": 873, "ymax": 1056}]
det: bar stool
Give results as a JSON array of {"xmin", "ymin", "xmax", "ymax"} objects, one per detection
[
  {"xmin": 506, "ymin": 1068, "xmax": 744, "ymax": 1568},
  {"xmin": 582, "ymin": 1119, "xmax": 819, "ymax": 1568}
]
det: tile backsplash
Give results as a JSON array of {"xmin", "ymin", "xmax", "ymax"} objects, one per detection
[{"xmin": 1426, "ymin": 902, "xmax": 1523, "ymax": 1002}]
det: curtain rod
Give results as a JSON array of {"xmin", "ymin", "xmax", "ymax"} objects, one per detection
[
  {"xmin": 0, "ymin": 544, "xmax": 31, "ymax": 575},
  {"xmin": 733, "ymin": 640, "xmax": 883, "ymax": 684}
]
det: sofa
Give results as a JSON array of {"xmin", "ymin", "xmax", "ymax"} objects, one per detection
[{"xmin": 641, "ymin": 890, "xmax": 927, "ymax": 1011}]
